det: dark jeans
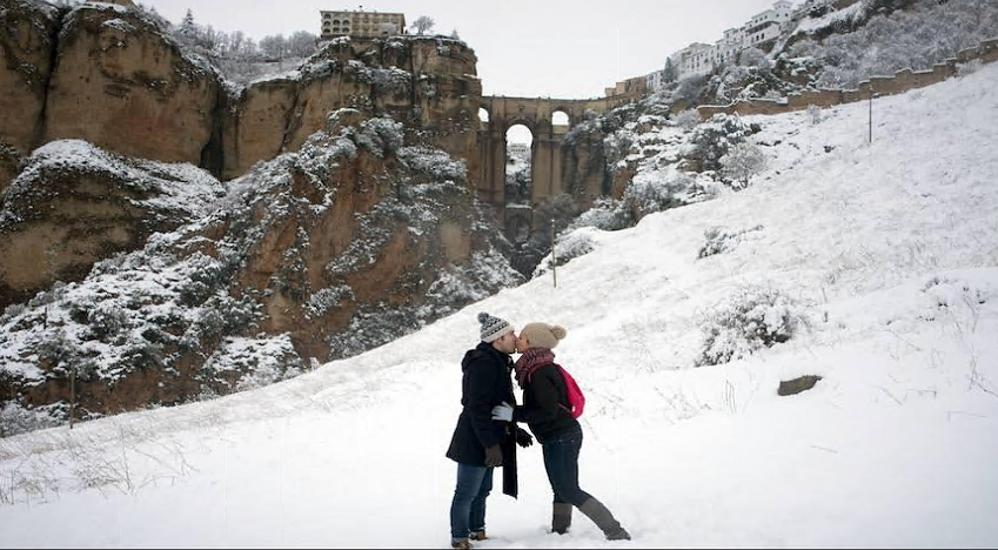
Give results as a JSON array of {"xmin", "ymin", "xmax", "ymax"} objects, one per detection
[
  {"xmin": 541, "ymin": 425, "xmax": 593, "ymax": 507},
  {"xmin": 449, "ymin": 463, "xmax": 494, "ymax": 541}
]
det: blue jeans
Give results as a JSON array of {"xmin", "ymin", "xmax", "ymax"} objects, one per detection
[
  {"xmin": 542, "ymin": 425, "xmax": 593, "ymax": 507},
  {"xmin": 449, "ymin": 463, "xmax": 494, "ymax": 541}
]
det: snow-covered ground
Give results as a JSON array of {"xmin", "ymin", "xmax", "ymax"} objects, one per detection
[{"xmin": 2, "ymin": 62, "xmax": 998, "ymax": 548}]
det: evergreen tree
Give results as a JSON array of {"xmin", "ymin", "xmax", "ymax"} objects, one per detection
[
  {"xmin": 178, "ymin": 9, "xmax": 196, "ymax": 40},
  {"xmin": 663, "ymin": 57, "xmax": 677, "ymax": 83}
]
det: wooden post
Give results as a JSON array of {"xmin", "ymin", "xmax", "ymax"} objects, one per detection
[
  {"xmin": 868, "ymin": 88, "xmax": 873, "ymax": 144},
  {"xmin": 69, "ymin": 367, "xmax": 75, "ymax": 430},
  {"xmin": 550, "ymin": 219, "xmax": 558, "ymax": 288}
]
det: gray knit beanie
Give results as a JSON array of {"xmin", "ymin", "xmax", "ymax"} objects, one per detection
[
  {"xmin": 478, "ymin": 312, "xmax": 513, "ymax": 343},
  {"xmin": 519, "ymin": 322, "xmax": 567, "ymax": 350}
]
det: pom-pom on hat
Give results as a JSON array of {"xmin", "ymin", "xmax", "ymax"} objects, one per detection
[
  {"xmin": 519, "ymin": 322, "xmax": 567, "ymax": 350},
  {"xmin": 479, "ymin": 311, "xmax": 513, "ymax": 343}
]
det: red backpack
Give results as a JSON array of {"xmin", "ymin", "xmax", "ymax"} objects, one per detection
[{"xmin": 556, "ymin": 366, "xmax": 586, "ymax": 419}]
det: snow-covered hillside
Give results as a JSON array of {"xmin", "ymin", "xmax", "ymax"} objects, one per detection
[{"xmin": 1, "ymin": 62, "xmax": 997, "ymax": 548}]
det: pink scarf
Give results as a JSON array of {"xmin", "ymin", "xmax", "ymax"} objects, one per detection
[{"xmin": 514, "ymin": 348, "xmax": 556, "ymax": 388}]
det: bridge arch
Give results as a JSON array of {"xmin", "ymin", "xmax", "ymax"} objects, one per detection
[
  {"xmin": 475, "ymin": 94, "xmax": 629, "ymax": 247},
  {"xmin": 550, "ymin": 109, "xmax": 571, "ymax": 128}
]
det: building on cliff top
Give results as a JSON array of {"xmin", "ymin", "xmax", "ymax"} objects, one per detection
[{"xmin": 320, "ymin": 10, "xmax": 406, "ymax": 40}]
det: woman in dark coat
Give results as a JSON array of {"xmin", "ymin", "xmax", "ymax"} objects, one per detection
[{"xmin": 505, "ymin": 322, "xmax": 630, "ymax": 541}]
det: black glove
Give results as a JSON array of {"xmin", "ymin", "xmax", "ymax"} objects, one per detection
[
  {"xmin": 484, "ymin": 444, "xmax": 503, "ymax": 467},
  {"xmin": 515, "ymin": 427, "xmax": 534, "ymax": 448}
]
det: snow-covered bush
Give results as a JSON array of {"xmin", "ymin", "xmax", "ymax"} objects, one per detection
[
  {"xmin": 305, "ymin": 286, "xmax": 355, "ymax": 319},
  {"xmin": 0, "ymin": 401, "xmax": 63, "ymax": 437},
  {"xmin": 568, "ymin": 197, "xmax": 633, "ymax": 232},
  {"xmin": 696, "ymin": 286, "xmax": 810, "ymax": 367},
  {"xmin": 719, "ymin": 142, "xmax": 768, "ymax": 189},
  {"xmin": 354, "ymin": 117, "xmax": 404, "ymax": 158},
  {"xmin": 200, "ymin": 335, "xmax": 305, "ymax": 392},
  {"xmin": 532, "ymin": 227, "xmax": 599, "ymax": 278},
  {"xmin": 674, "ymin": 74, "xmax": 709, "ymax": 103},
  {"xmin": 683, "ymin": 114, "xmax": 756, "ymax": 172},
  {"xmin": 673, "ymin": 109, "xmax": 702, "ymax": 131},
  {"xmin": 916, "ymin": 275, "xmax": 990, "ymax": 322},
  {"xmin": 697, "ymin": 225, "xmax": 765, "ymax": 259},
  {"xmin": 622, "ymin": 171, "xmax": 693, "ymax": 219},
  {"xmin": 739, "ymin": 47, "xmax": 772, "ymax": 69}
]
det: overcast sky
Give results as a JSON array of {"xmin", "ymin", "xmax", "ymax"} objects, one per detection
[{"xmin": 144, "ymin": 0, "xmax": 790, "ymax": 98}]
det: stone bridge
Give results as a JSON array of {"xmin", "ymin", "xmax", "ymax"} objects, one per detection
[{"xmin": 476, "ymin": 95, "xmax": 630, "ymax": 243}]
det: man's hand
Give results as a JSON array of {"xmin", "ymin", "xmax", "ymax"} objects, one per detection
[
  {"xmin": 491, "ymin": 401, "xmax": 513, "ymax": 422},
  {"xmin": 484, "ymin": 445, "xmax": 503, "ymax": 467},
  {"xmin": 515, "ymin": 427, "xmax": 533, "ymax": 448}
]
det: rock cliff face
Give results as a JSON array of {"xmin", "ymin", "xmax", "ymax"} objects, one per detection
[
  {"xmin": 0, "ymin": 140, "xmax": 224, "ymax": 309},
  {"xmin": 0, "ymin": 0, "xmax": 59, "ymax": 160},
  {"xmin": 0, "ymin": 145, "xmax": 21, "ymax": 196},
  {"xmin": 0, "ymin": 1, "xmax": 220, "ymax": 191},
  {"xmin": 222, "ymin": 36, "xmax": 481, "ymax": 182},
  {"xmin": 0, "ymin": 2, "xmax": 483, "ymax": 190},
  {"xmin": 0, "ymin": 2, "xmax": 518, "ymax": 435},
  {"xmin": 0, "ymin": 112, "xmax": 520, "ymax": 433},
  {"xmin": 41, "ymin": 3, "xmax": 221, "ymax": 166}
]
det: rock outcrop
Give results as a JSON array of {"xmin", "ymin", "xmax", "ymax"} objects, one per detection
[
  {"xmin": 0, "ymin": 2, "xmax": 515, "ymax": 435},
  {"xmin": 1, "ymin": 2, "xmax": 484, "ymax": 187},
  {"xmin": 0, "ymin": 144, "xmax": 21, "ymax": 196},
  {"xmin": 41, "ymin": 3, "xmax": 221, "ymax": 167},
  {"xmin": 0, "ymin": 112, "xmax": 520, "ymax": 431},
  {"xmin": 0, "ymin": 0, "xmax": 60, "ymax": 181},
  {"xmin": 222, "ymin": 36, "xmax": 481, "ymax": 182},
  {"xmin": 0, "ymin": 139, "xmax": 224, "ymax": 309}
]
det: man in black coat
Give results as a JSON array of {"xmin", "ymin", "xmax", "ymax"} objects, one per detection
[{"xmin": 446, "ymin": 312, "xmax": 533, "ymax": 550}]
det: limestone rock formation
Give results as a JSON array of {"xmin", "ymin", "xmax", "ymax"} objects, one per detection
[
  {"xmin": 0, "ymin": 139, "xmax": 225, "ymax": 309},
  {"xmin": 222, "ymin": 35, "xmax": 481, "ymax": 182},
  {"xmin": 41, "ymin": 2, "xmax": 221, "ymax": 167},
  {"xmin": 0, "ymin": 145, "xmax": 21, "ymax": 196},
  {"xmin": 0, "ymin": 0, "xmax": 60, "ymax": 184},
  {"xmin": 0, "ymin": 112, "xmax": 520, "ymax": 431},
  {"xmin": 0, "ymin": 3, "xmax": 512, "ymax": 435}
]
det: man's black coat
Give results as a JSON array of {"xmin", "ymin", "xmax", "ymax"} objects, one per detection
[{"xmin": 446, "ymin": 341, "xmax": 519, "ymax": 497}]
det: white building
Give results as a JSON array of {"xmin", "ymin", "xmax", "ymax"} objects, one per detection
[
  {"xmin": 716, "ymin": 27, "xmax": 746, "ymax": 65},
  {"xmin": 743, "ymin": 0, "xmax": 794, "ymax": 46},
  {"xmin": 507, "ymin": 143, "xmax": 529, "ymax": 157},
  {"xmin": 646, "ymin": 70, "xmax": 665, "ymax": 91},
  {"xmin": 665, "ymin": 0, "xmax": 797, "ymax": 81},
  {"xmin": 677, "ymin": 42, "xmax": 716, "ymax": 78},
  {"xmin": 320, "ymin": 10, "xmax": 406, "ymax": 40}
]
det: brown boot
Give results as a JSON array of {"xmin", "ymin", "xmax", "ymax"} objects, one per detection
[
  {"xmin": 450, "ymin": 539, "xmax": 472, "ymax": 549},
  {"xmin": 552, "ymin": 502, "xmax": 572, "ymax": 534},
  {"xmin": 469, "ymin": 530, "xmax": 488, "ymax": 541},
  {"xmin": 579, "ymin": 497, "xmax": 631, "ymax": 541}
]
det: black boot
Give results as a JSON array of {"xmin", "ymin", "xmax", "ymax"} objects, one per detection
[
  {"xmin": 552, "ymin": 502, "xmax": 572, "ymax": 534},
  {"xmin": 579, "ymin": 497, "xmax": 631, "ymax": 541}
]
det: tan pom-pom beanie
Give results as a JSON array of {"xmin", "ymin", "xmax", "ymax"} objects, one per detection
[{"xmin": 520, "ymin": 322, "xmax": 567, "ymax": 350}]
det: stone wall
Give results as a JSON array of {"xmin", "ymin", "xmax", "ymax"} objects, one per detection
[{"xmin": 698, "ymin": 38, "xmax": 998, "ymax": 118}]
